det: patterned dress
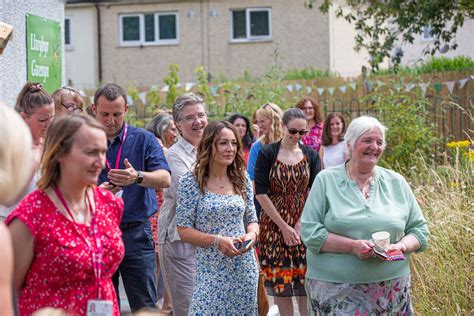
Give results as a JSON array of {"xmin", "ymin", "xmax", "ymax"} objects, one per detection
[
  {"xmin": 6, "ymin": 188, "xmax": 124, "ymax": 316},
  {"xmin": 259, "ymin": 158, "xmax": 310, "ymax": 297},
  {"xmin": 302, "ymin": 122, "xmax": 324, "ymax": 152},
  {"xmin": 176, "ymin": 172, "xmax": 259, "ymax": 315}
]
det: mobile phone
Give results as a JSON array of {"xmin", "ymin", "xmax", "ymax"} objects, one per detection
[{"xmin": 234, "ymin": 239, "xmax": 252, "ymax": 250}]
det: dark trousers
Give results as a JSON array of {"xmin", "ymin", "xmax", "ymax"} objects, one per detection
[{"xmin": 113, "ymin": 221, "xmax": 157, "ymax": 312}]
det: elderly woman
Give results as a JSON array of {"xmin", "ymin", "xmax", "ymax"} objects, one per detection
[
  {"xmin": 296, "ymin": 97, "xmax": 324, "ymax": 152},
  {"xmin": 301, "ymin": 116, "xmax": 429, "ymax": 315},
  {"xmin": 147, "ymin": 112, "xmax": 178, "ymax": 154},
  {"xmin": 7, "ymin": 114, "xmax": 124, "ymax": 315},
  {"xmin": 255, "ymin": 108, "xmax": 321, "ymax": 316},
  {"xmin": 158, "ymin": 93, "xmax": 208, "ymax": 316},
  {"xmin": 176, "ymin": 121, "xmax": 259, "ymax": 314},
  {"xmin": 0, "ymin": 103, "xmax": 34, "ymax": 316},
  {"xmin": 51, "ymin": 86, "xmax": 85, "ymax": 115}
]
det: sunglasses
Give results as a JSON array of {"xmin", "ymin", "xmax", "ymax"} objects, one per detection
[{"xmin": 288, "ymin": 128, "xmax": 308, "ymax": 136}]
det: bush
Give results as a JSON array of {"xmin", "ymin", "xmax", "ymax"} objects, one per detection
[{"xmin": 375, "ymin": 56, "xmax": 474, "ymax": 75}]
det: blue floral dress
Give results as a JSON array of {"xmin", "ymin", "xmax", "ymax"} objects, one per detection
[{"xmin": 176, "ymin": 171, "xmax": 259, "ymax": 315}]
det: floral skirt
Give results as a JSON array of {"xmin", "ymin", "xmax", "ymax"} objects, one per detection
[{"xmin": 305, "ymin": 275, "xmax": 413, "ymax": 315}]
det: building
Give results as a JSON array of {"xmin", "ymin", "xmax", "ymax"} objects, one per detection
[{"xmin": 0, "ymin": 0, "xmax": 65, "ymax": 107}]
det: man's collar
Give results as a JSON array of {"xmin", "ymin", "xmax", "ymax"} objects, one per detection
[{"xmin": 109, "ymin": 123, "xmax": 126, "ymax": 144}]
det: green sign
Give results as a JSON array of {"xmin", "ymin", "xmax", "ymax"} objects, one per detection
[{"xmin": 26, "ymin": 14, "xmax": 62, "ymax": 93}]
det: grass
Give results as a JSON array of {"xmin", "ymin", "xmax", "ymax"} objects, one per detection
[
  {"xmin": 374, "ymin": 56, "xmax": 474, "ymax": 76},
  {"xmin": 406, "ymin": 159, "xmax": 473, "ymax": 315}
]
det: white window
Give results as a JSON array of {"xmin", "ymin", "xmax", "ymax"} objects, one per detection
[
  {"xmin": 421, "ymin": 26, "xmax": 434, "ymax": 41},
  {"xmin": 65, "ymin": 17, "xmax": 72, "ymax": 49},
  {"xmin": 230, "ymin": 8, "xmax": 272, "ymax": 42},
  {"xmin": 119, "ymin": 12, "xmax": 179, "ymax": 46}
]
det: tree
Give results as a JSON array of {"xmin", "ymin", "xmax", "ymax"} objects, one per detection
[{"xmin": 306, "ymin": 0, "xmax": 474, "ymax": 71}]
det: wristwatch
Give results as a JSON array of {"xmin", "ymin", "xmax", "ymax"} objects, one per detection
[{"xmin": 135, "ymin": 171, "xmax": 144, "ymax": 184}]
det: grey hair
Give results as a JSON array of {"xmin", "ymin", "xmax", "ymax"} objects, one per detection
[
  {"xmin": 172, "ymin": 93, "xmax": 205, "ymax": 123},
  {"xmin": 94, "ymin": 83, "xmax": 127, "ymax": 105},
  {"xmin": 147, "ymin": 114, "xmax": 173, "ymax": 139},
  {"xmin": 345, "ymin": 116, "xmax": 388, "ymax": 153},
  {"xmin": 282, "ymin": 107, "xmax": 307, "ymax": 125}
]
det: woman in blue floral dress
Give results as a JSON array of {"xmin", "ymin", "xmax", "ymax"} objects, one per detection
[{"xmin": 176, "ymin": 121, "xmax": 259, "ymax": 315}]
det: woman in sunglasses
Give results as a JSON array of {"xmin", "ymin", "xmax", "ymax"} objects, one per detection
[
  {"xmin": 254, "ymin": 108, "xmax": 321, "ymax": 316},
  {"xmin": 51, "ymin": 86, "xmax": 85, "ymax": 116}
]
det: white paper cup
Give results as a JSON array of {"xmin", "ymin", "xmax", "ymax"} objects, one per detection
[{"xmin": 372, "ymin": 231, "xmax": 390, "ymax": 249}]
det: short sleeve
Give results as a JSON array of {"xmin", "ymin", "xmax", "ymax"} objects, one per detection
[
  {"xmin": 402, "ymin": 177, "xmax": 430, "ymax": 252},
  {"xmin": 254, "ymin": 145, "xmax": 272, "ymax": 195},
  {"xmin": 243, "ymin": 172, "xmax": 258, "ymax": 225},
  {"xmin": 144, "ymin": 132, "xmax": 171, "ymax": 173},
  {"xmin": 5, "ymin": 190, "xmax": 44, "ymax": 239},
  {"xmin": 247, "ymin": 141, "xmax": 261, "ymax": 180},
  {"xmin": 300, "ymin": 172, "xmax": 330, "ymax": 252},
  {"xmin": 176, "ymin": 172, "xmax": 201, "ymax": 228}
]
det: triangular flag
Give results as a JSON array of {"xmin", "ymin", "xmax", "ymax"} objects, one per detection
[
  {"xmin": 458, "ymin": 78, "xmax": 468, "ymax": 89},
  {"xmin": 138, "ymin": 92, "xmax": 146, "ymax": 104},
  {"xmin": 444, "ymin": 81, "xmax": 455, "ymax": 94},
  {"xmin": 394, "ymin": 84, "xmax": 402, "ymax": 93},
  {"xmin": 126, "ymin": 95, "xmax": 134, "ymax": 106},
  {"xmin": 376, "ymin": 80, "xmax": 386, "ymax": 87},
  {"xmin": 161, "ymin": 85, "xmax": 169, "ymax": 92},
  {"xmin": 150, "ymin": 85, "xmax": 157, "ymax": 91},
  {"xmin": 234, "ymin": 85, "xmax": 241, "ymax": 91},
  {"xmin": 433, "ymin": 83, "xmax": 442, "ymax": 93},
  {"xmin": 405, "ymin": 83, "xmax": 415, "ymax": 92},
  {"xmin": 185, "ymin": 82, "xmax": 194, "ymax": 91},
  {"xmin": 418, "ymin": 83, "xmax": 428, "ymax": 97},
  {"xmin": 317, "ymin": 88, "xmax": 325, "ymax": 96},
  {"xmin": 350, "ymin": 83, "xmax": 357, "ymax": 91},
  {"xmin": 78, "ymin": 89, "xmax": 86, "ymax": 97},
  {"xmin": 328, "ymin": 87, "xmax": 335, "ymax": 96},
  {"xmin": 176, "ymin": 83, "xmax": 182, "ymax": 88},
  {"xmin": 210, "ymin": 86, "xmax": 219, "ymax": 96},
  {"xmin": 286, "ymin": 84, "xmax": 293, "ymax": 92},
  {"xmin": 471, "ymin": 75, "xmax": 474, "ymax": 80},
  {"xmin": 306, "ymin": 87, "xmax": 312, "ymax": 94},
  {"xmin": 365, "ymin": 81, "xmax": 373, "ymax": 92},
  {"xmin": 89, "ymin": 96, "xmax": 94, "ymax": 104},
  {"xmin": 339, "ymin": 85, "xmax": 347, "ymax": 94},
  {"xmin": 295, "ymin": 84, "xmax": 302, "ymax": 92}
]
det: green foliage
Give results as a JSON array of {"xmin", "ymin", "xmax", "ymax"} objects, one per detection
[
  {"xmin": 284, "ymin": 68, "xmax": 335, "ymax": 80},
  {"xmin": 375, "ymin": 56, "xmax": 474, "ymax": 75},
  {"xmin": 364, "ymin": 78, "xmax": 439, "ymax": 173},
  {"xmin": 163, "ymin": 64, "xmax": 180, "ymax": 107},
  {"xmin": 316, "ymin": 0, "xmax": 473, "ymax": 70}
]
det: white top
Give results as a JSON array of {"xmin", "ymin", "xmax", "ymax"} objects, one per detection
[{"xmin": 322, "ymin": 140, "xmax": 346, "ymax": 168}]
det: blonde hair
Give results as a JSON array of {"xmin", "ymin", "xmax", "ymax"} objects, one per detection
[
  {"xmin": 255, "ymin": 103, "xmax": 283, "ymax": 145},
  {"xmin": 0, "ymin": 103, "xmax": 33, "ymax": 205}
]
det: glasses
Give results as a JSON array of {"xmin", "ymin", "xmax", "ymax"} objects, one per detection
[
  {"xmin": 62, "ymin": 103, "xmax": 83, "ymax": 113},
  {"xmin": 288, "ymin": 128, "xmax": 308, "ymax": 136},
  {"xmin": 182, "ymin": 113, "xmax": 207, "ymax": 123}
]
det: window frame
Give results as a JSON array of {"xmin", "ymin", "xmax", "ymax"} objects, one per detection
[
  {"xmin": 119, "ymin": 12, "xmax": 179, "ymax": 47},
  {"xmin": 230, "ymin": 7, "xmax": 272, "ymax": 43},
  {"xmin": 421, "ymin": 26, "xmax": 434, "ymax": 42},
  {"xmin": 65, "ymin": 16, "xmax": 73, "ymax": 50}
]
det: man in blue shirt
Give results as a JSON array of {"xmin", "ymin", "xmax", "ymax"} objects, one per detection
[{"xmin": 93, "ymin": 83, "xmax": 171, "ymax": 312}]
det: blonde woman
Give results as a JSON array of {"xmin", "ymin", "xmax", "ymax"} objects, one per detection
[{"xmin": 0, "ymin": 103, "xmax": 34, "ymax": 316}]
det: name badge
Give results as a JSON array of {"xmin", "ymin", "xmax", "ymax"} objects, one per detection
[
  {"xmin": 87, "ymin": 299, "xmax": 113, "ymax": 316},
  {"xmin": 115, "ymin": 190, "xmax": 123, "ymax": 198}
]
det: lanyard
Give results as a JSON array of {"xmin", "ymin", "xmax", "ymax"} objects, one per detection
[
  {"xmin": 54, "ymin": 186, "xmax": 104, "ymax": 299},
  {"xmin": 106, "ymin": 123, "xmax": 128, "ymax": 170}
]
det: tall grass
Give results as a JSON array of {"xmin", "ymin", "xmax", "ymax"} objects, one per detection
[{"xmin": 406, "ymin": 159, "xmax": 473, "ymax": 315}]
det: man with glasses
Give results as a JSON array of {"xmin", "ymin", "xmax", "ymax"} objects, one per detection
[
  {"xmin": 92, "ymin": 83, "xmax": 171, "ymax": 312},
  {"xmin": 51, "ymin": 86, "xmax": 85, "ymax": 116}
]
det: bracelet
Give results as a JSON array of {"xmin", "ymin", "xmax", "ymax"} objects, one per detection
[
  {"xmin": 213, "ymin": 234, "xmax": 222, "ymax": 249},
  {"xmin": 249, "ymin": 231, "xmax": 258, "ymax": 240},
  {"xmin": 398, "ymin": 241, "xmax": 407, "ymax": 252}
]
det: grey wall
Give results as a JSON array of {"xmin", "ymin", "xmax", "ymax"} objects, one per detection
[{"xmin": 0, "ymin": 0, "xmax": 65, "ymax": 107}]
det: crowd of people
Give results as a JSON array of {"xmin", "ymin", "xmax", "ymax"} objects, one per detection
[{"xmin": 0, "ymin": 82, "xmax": 429, "ymax": 316}]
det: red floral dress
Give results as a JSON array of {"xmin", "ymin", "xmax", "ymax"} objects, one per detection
[
  {"xmin": 302, "ymin": 122, "xmax": 324, "ymax": 152},
  {"xmin": 6, "ymin": 187, "xmax": 124, "ymax": 316}
]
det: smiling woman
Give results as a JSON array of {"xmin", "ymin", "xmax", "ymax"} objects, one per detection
[{"xmin": 7, "ymin": 114, "xmax": 125, "ymax": 316}]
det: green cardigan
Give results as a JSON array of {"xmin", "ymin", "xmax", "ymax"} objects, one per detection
[{"xmin": 301, "ymin": 163, "xmax": 429, "ymax": 284}]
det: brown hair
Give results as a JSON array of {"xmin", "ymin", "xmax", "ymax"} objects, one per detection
[
  {"xmin": 296, "ymin": 96, "xmax": 323, "ymax": 124},
  {"xmin": 37, "ymin": 114, "xmax": 105, "ymax": 190},
  {"xmin": 321, "ymin": 112, "xmax": 346, "ymax": 146},
  {"xmin": 51, "ymin": 86, "xmax": 85, "ymax": 112},
  {"xmin": 193, "ymin": 121, "xmax": 246, "ymax": 196},
  {"xmin": 255, "ymin": 103, "xmax": 283, "ymax": 145},
  {"xmin": 15, "ymin": 82, "xmax": 53, "ymax": 114}
]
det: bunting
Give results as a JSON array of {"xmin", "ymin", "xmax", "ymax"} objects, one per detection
[
  {"xmin": 210, "ymin": 86, "xmax": 219, "ymax": 96},
  {"xmin": 127, "ymin": 95, "xmax": 134, "ymax": 106},
  {"xmin": 328, "ymin": 87, "xmax": 336, "ymax": 96},
  {"xmin": 444, "ymin": 81, "xmax": 455, "ymax": 94},
  {"xmin": 306, "ymin": 87, "xmax": 312, "ymax": 94},
  {"xmin": 295, "ymin": 84, "xmax": 302, "ymax": 92},
  {"xmin": 317, "ymin": 88, "xmax": 325, "ymax": 96},
  {"xmin": 339, "ymin": 85, "xmax": 347, "ymax": 94},
  {"xmin": 286, "ymin": 84, "xmax": 293, "ymax": 92},
  {"xmin": 138, "ymin": 92, "xmax": 146, "ymax": 104},
  {"xmin": 185, "ymin": 82, "xmax": 194, "ymax": 91}
]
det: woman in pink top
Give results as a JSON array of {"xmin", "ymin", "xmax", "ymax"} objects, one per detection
[
  {"xmin": 296, "ymin": 97, "xmax": 324, "ymax": 152},
  {"xmin": 7, "ymin": 114, "xmax": 124, "ymax": 316}
]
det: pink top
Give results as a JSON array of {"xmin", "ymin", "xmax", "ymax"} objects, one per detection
[
  {"xmin": 6, "ymin": 187, "xmax": 124, "ymax": 316},
  {"xmin": 302, "ymin": 122, "xmax": 324, "ymax": 152}
]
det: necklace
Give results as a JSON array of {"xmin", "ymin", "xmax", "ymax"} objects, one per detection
[{"xmin": 347, "ymin": 164, "xmax": 374, "ymax": 199}]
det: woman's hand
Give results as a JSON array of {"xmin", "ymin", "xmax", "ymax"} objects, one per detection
[
  {"xmin": 385, "ymin": 242, "xmax": 406, "ymax": 253},
  {"xmin": 281, "ymin": 224, "xmax": 301, "ymax": 247},
  {"xmin": 238, "ymin": 231, "xmax": 258, "ymax": 254},
  {"xmin": 218, "ymin": 236, "xmax": 242, "ymax": 257},
  {"xmin": 350, "ymin": 240, "xmax": 374, "ymax": 259}
]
